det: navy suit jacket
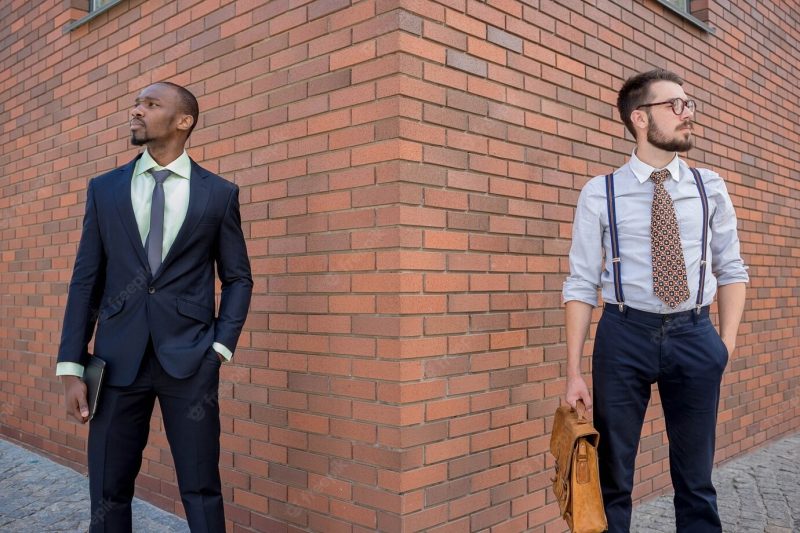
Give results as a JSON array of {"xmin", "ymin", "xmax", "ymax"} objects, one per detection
[{"xmin": 58, "ymin": 155, "xmax": 253, "ymax": 387}]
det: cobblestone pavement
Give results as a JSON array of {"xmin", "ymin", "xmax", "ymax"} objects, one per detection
[
  {"xmin": 0, "ymin": 438, "xmax": 188, "ymax": 532},
  {"xmin": 2, "ymin": 433, "xmax": 798, "ymax": 532},
  {"xmin": 632, "ymin": 432, "xmax": 800, "ymax": 532}
]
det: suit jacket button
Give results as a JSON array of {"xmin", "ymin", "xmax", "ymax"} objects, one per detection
[{"xmin": 148, "ymin": 287, "xmax": 156, "ymax": 294}]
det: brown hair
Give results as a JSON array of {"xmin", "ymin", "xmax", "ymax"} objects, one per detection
[{"xmin": 617, "ymin": 69, "xmax": 684, "ymax": 138}]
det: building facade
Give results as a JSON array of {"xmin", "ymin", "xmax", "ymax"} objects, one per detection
[{"xmin": 1, "ymin": 0, "xmax": 799, "ymax": 530}]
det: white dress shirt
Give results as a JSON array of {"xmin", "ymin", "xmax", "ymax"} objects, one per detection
[
  {"xmin": 563, "ymin": 151, "xmax": 749, "ymax": 313},
  {"xmin": 132, "ymin": 149, "xmax": 192, "ymax": 258}
]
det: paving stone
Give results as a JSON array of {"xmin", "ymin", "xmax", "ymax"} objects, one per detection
[
  {"xmin": 632, "ymin": 433, "xmax": 800, "ymax": 532},
  {"xmin": 0, "ymin": 439, "xmax": 189, "ymax": 532},
  {"xmin": 2, "ymin": 433, "xmax": 799, "ymax": 532}
]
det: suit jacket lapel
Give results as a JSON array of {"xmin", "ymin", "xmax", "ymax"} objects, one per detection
[
  {"xmin": 156, "ymin": 160, "xmax": 211, "ymax": 277},
  {"xmin": 113, "ymin": 156, "xmax": 149, "ymax": 271}
]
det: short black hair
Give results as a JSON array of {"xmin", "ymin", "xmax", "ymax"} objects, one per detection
[
  {"xmin": 156, "ymin": 81, "xmax": 200, "ymax": 137},
  {"xmin": 617, "ymin": 69, "xmax": 684, "ymax": 138}
]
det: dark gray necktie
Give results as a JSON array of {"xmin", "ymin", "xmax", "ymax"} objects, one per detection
[{"xmin": 146, "ymin": 169, "xmax": 171, "ymax": 275}]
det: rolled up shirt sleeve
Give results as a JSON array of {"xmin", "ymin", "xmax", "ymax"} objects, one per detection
[
  {"xmin": 707, "ymin": 172, "xmax": 749, "ymax": 285},
  {"xmin": 563, "ymin": 179, "xmax": 604, "ymax": 306}
]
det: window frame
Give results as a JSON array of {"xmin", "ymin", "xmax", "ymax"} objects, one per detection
[
  {"xmin": 64, "ymin": 0, "xmax": 125, "ymax": 32},
  {"xmin": 91, "ymin": 0, "xmax": 120, "ymax": 10},
  {"xmin": 654, "ymin": 0, "xmax": 715, "ymax": 33}
]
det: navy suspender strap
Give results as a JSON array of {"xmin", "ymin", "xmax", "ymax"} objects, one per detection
[
  {"xmin": 689, "ymin": 167, "xmax": 710, "ymax": 314},
  {"xmin": 604, "ymin": 173, "xmax": 625, "ymax": 311},
  {"xmin": 605, "ymin": 168, "xmax": 710, "ymax": 314}
]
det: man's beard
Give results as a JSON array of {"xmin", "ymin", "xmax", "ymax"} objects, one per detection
[
  {"xmin": 131, "ymin": 132, "xmax": 148, "ymax": 146},
  {"xmin": 647, "ymin": 118, "xmax": 693, "ymax": 152}
]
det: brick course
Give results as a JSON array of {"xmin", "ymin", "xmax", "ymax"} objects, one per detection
[{"xmin": 1, "ymin": 0, "xmax": 799, "ymax": 531}]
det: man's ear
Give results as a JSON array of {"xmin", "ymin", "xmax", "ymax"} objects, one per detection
[
  {"xmin": 177, "ymin": 114, "xmax": 194, "ymax": 133},
  {"xmin": 630, "ymin": 109, "xmax": 648, "ymax": 138}
]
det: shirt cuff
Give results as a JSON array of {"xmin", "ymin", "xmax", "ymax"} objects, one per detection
[
  {"xmin": 213, "ymin": 342, "xmax": 233, "ymax": 362},
  {"xmin": 562, "ymin": 279, "xmax": 600, "ymax": 307},
  {"xmin": 56, "ymin": 362, "xmax": 85, "ymax": 378},
  {"xmin": 716, "ymin": 273, "xmax": 750, "ymax": 286}
]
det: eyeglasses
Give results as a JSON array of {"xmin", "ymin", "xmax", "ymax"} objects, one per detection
[{"xmin": 637, "ymin": 98, "xmax": 696, "ymax": 115}]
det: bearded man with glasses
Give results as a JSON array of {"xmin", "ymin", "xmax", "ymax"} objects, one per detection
[{"xmin": 562, "ymin": 69, "xmax": 748, "ymax": 532}]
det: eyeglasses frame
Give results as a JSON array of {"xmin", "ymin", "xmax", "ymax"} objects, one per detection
[{"xmin": 636, "ymin": 98, "xmax": 697, "ymax": 115}]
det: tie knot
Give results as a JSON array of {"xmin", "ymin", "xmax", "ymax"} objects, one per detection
[
  {"xmin": 650, "ymin": 169, "xmax": 670, "ymax": 185},
  {"xmin": 150, "ymin": 169, "xmax": 171, "ymax": 184}
]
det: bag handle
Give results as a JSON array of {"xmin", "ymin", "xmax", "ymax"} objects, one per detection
[{"xmin": 575, "ymin": 399, "xmax": 589, "ymax": 420}]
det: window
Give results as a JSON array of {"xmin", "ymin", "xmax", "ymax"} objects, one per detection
[
  {"xmin": 65, "ymin": 0, "xmax": 124, "ymax": 31},
  {"xmin": 663, "ymin": 0, "xmax": 689, "ymax": 10},
  {"xmin": 654, "ymin": 0, "xmax": 714, "ymax": 33},
  {"xmin": 91, "ymin": 0, "xmax": 119, "ymax": 11}
]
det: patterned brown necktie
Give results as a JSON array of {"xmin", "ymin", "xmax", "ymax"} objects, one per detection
[{"xmin": 650, "ymin": 169, "xmax": 690, "ymax": 308}]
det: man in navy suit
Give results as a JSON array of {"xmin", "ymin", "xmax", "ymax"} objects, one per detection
[{"xmin": 57, "ymin": 81, "xmax": 252, "ymax": 532}]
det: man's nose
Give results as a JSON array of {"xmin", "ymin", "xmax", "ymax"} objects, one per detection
[{"xmin": 131, "ymin": 105, "xmax": 144, "ymax": 117}]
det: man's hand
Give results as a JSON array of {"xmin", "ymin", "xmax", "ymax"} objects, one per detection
[
  {"xmin": 216, "ymin": 351, "xmax": 225, "ymax": 363},
  {"xmin": 61, "ymin": 375, "xmax": 89, "ymax": 424},
  {"xmin": 722, "ymin": 336, "xmax": 736, "ymax": 359},
  {"xmin": 566, "ymin": 373, "xmax": 593, "ymax": 412}
]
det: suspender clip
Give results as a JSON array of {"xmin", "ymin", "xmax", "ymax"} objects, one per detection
[
  {"xmin": 618, "ymin": 302, "xmax": 625, "ymax": 312},
  {"xmin": 611, "ymin": 257, "xmax": 621, "ymax": 263}
]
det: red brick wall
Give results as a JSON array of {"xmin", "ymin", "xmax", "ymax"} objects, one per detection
[{"xmin": 1, "ymin": 0, "xmax": 799, "ymax": 531}]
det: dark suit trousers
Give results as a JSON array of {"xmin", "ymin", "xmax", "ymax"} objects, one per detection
[
  {"xmin": 88, "ymin": 341, "xmax": 224, "ymax": 533},
  {"xmin": 592, "ymin": 305, "xmax": 728, "ymax": 533}
]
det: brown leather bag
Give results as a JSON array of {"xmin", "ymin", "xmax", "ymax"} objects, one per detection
[{"xmin": 550, "ymin": 401, "xmax": 607, "ymax": 533}]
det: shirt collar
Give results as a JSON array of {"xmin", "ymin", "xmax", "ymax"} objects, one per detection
[
  {"xmin": 629, "ymin": 149, "xmax": 682, "ymax": 184},
  {"xmin": 135, "ymin": 149, "xmax": 192, "ymax": 180}
]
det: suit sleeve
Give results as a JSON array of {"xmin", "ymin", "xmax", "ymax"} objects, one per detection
[
  {"xmin": 213, "ymin": 185, "xmax": 253, "ymax": 353},
  {"xmin": 57, "ymin": 179, "xmax": 106, "ymax": 367}
]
